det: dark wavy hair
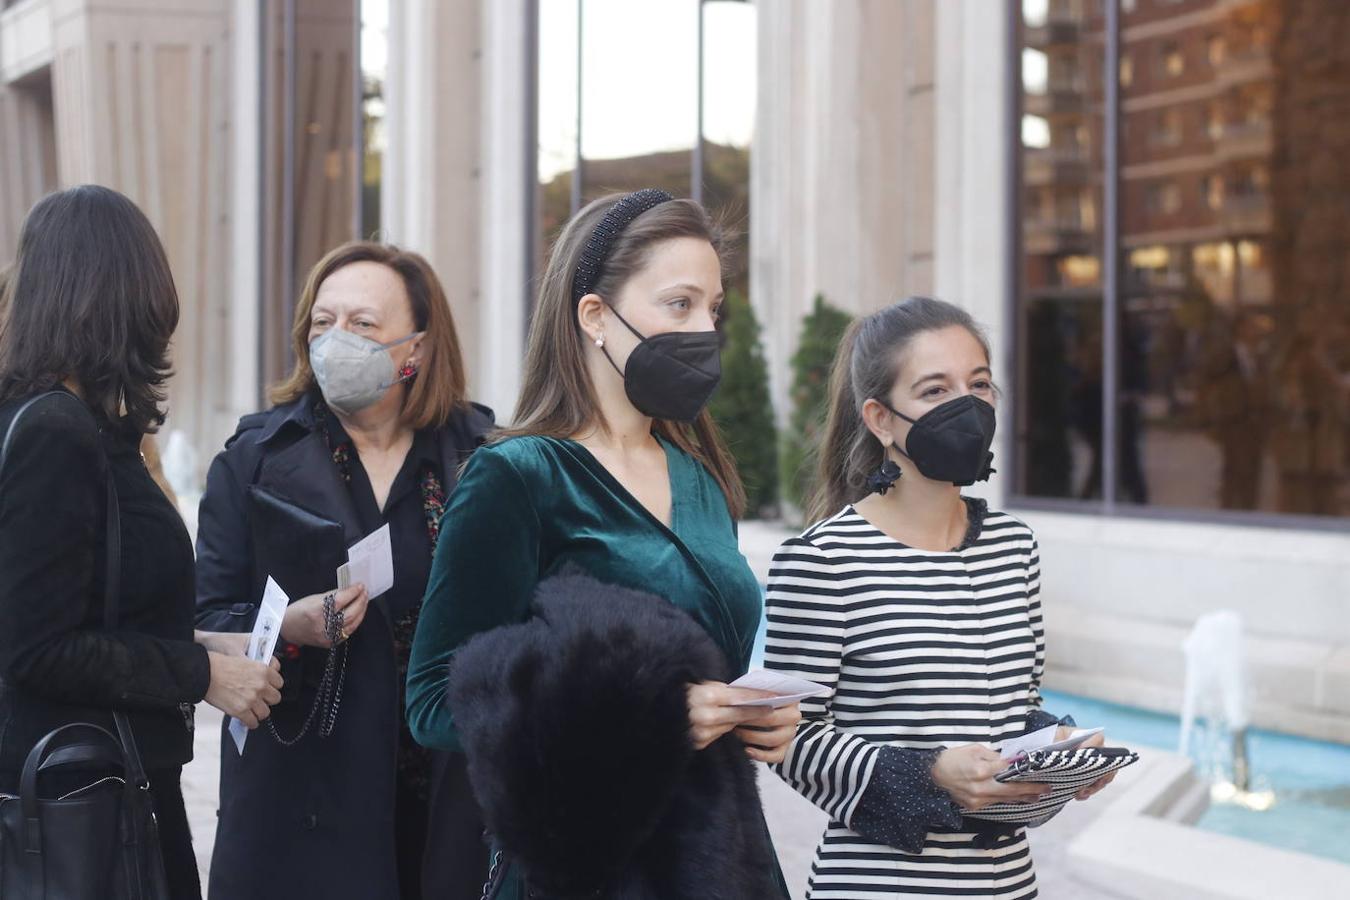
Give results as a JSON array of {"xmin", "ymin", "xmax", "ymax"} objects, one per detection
[{"xmin": 0, "ymin": 185, "xmax": 179, "ymax": 434}]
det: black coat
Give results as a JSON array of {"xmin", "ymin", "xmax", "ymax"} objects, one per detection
[
  {"xmin": 0, "ymin": 390, "xmax": 207, "ymax": 783},
  {"xmin": 194, "ymin": 395, "xmax": 493, "ymax": 900},
  {"xmin": 448, "ymin": 568, "xmax": 784, "ymax": 900}
]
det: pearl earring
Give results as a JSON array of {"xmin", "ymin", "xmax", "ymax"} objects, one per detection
[{"xmin": 595, "ymin": 336, "xmax": 605, "ymax": 348}]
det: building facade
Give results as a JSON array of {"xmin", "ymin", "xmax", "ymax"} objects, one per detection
[{"xmin": 1, "ymin": 0, "xmax": 1346, "ymax": 741}]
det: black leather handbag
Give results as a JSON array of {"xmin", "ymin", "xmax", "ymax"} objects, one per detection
[{"xmin": 0, "ymin": 391, "xmax": 170, "ymax": 899}]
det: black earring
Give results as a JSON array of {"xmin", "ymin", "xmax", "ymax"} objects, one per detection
[{"xmin": 866, "ymin": 458, "xmax": 902, "ymax": 496}]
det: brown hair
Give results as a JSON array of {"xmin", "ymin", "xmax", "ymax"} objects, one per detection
[
  {"xmin": 498, "ymin": 193, "xmax": 746, "ymax": 519},
  {"xmin": 0, "ymin": 185, "xmax": 179, "ymax": 434},
  {"xmin": 0, "ymin": 265, "xmax": 10, "ymax": 322},
  {"xmin": 271, "ymin": 241, "xmax": 468, "ymax": 429},
  {"xmin": 807, "ymin": 296, "xmax": 991, "ymax": 523}
]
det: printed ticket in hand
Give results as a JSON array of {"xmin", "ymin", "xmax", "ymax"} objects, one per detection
[
  {"xmin": 229, "ymin": 577, "xmax": 289, "ymax": 754},
  {"xmin": 337, "ymin": 522, "xmax": 394, "ymax": 600},
  {"xmin": 728, "ymin": 670, "xmax": 830, "ymax": 708}
]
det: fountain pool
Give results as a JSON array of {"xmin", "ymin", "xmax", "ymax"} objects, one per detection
[
  {"xmin": 749, "ymin": 610, "xmax": 1350, "ymax": 866},
  {"xmin": 1042, "ymin": 688, "xmax": 1350, "ymax": 866}
]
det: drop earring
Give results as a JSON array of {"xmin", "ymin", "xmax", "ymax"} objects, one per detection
[{"xmin": 866, "ymin": 456, "xmax": 902, "ymax": 496}]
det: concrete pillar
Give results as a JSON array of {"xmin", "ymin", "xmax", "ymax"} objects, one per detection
[
  {"xmin": 383, "ymin": 0, "xmax": 487, "ymax": 403},
  {"xmin": 36, "ymin": 0, "xmax": 236, "ymax": 477},
  {"xmin": 751, "ymin": 0, "xmax": 939, "ymax": 429},
  {"xmin": 382, "ymin": 0, "xmax": 529, "ymax": 420},
  {"xmin": 934, "ymin": 0, "xmax": 1011, "ymax": 506},
  {"xmin": 226, "ymin": 0, "xmax": 261, "ymax": 427},
  {"xmin": 474, "ymin": 0, "xmax": 530, "ymax": 421},
  {"xmin": 0, "ymin": 81, "xmax": 57, "ymax": 264},
  {"xmin": 0, "ymin": 0, "xmax": 59, "ymax": 264}
]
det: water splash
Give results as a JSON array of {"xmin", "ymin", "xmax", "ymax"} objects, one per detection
[{"xmin": 1179, "ymin": 610, "xmax": 1272, "ymax": 808}]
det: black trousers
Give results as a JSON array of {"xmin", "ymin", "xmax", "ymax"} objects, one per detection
[
  {"xmin": 148, "ymin": 767, "xmax": 203, "ymax": 900},
  {"xmin": 419, "ymin": 752, "xmax": 491, "ymax": 900}
]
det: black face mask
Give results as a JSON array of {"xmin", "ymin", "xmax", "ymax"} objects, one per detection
[
  {"xmin": 601, "ymin": 305, "xmax": 722, "ymax": 423},
  {"xmin": 880, "ymin": 394, "xmax": 997, "ymax": 486}
]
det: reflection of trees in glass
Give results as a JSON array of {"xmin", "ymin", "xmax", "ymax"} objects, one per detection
[
  {"xmin": 1266, "ymin": 0, "xmax": 1350, "ymax": 516},
  {"xmin": 361, "ymin": 73, "xmax": 383, "ymax": 240},
  {"xmin": 709, "ymin": 290, "xmax": 777, "ymax": 518},
  {"xmin": 537, "ymin": 142, "xmax": 750, "ymax": 291},
  {"xmin": 781, "ymin": 295, "xmax": 852, "ymax": 517}
]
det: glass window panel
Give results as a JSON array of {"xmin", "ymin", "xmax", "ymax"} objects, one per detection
[
  {"xmin": 1116, "ymin": 0, "xmax": 1350, "ymax": 517},
  {"xmin": 361, "ymin": 0, "xmax": 388, "ymax": 240},
  {"xmin": 577, "ymin": 0, "xmax": 697, "ymax": 203},
  {"xmin": 259, "ymin": 0, "xmax": 361, "ymax": 386},
  {"xmin": 1016, "ymin": 0, "xmax": 1106, "ymax": 501},
  {"xmin": 534, "ymin": 0, "xmax": 753, "ymax": 290},
  {"xmin": 699, "ymin": 0, "xmax": 756, "ymax": 294},
  {"xmin": 537, "ymin": 0, "xmax": 581, "ymax": 250}
]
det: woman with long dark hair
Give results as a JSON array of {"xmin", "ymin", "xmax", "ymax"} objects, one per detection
[
  {"xmin": 764, "ymin": 297, "xmax": 1116, "ymax": 898},
  {"xmin": 0, "ymin": 185, "xmax": 282, "ymax": 899}
]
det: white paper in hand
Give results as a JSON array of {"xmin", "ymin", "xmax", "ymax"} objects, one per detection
[
  {"xmin": 998, "ymin": 725, "xmax": 1104, "ymax": 761},
  {"xmin": 728, "ymin": 669, "xmax": 829, "ymax": 708},
  {"xmin": 229, "ymin": 577, "xmax": 289, "ymax": 754},
  {"xmin": 337, "ymin": 523, "xmax": 394, "ymax": 600}
]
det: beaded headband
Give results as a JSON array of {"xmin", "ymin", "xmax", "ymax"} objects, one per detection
[{"xmin": 570, "ymin": 188, "xmax": 675, "ymax": 305}]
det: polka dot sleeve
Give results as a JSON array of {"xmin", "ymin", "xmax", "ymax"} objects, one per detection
[{"xmin": 848, "ymin": 746, "xmax": 964, "ymax": 854}]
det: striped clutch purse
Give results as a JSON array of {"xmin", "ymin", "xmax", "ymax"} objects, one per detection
[{"xmin": 960, "ymin": 746, "xmax": 1140, "ymax": 827}]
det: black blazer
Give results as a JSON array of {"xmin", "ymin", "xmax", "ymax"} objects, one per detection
[
  {"xmin": 194, "ymin": 394, "xmax": 493, "ymax": 900},
  {"xmin": 0, "ymin": 390, "xmax": 208, "ymax": 782}
]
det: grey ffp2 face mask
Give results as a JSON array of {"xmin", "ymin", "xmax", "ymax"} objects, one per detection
[{"xmin": 309, "ymin": 328, "xmax": 419, "ymax": 416}]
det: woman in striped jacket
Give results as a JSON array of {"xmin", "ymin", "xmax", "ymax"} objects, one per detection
[{"xmin": 765, "ymin": 297, "xmax": 1116, "ymax": 899}]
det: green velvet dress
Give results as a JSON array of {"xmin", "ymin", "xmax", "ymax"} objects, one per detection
[{"xmin": 406, "ymin": 434, "xmax": 789, "ymax": 899}]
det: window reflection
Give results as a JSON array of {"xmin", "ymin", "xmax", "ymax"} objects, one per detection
[
  {"xmin": 1017, "ymin": 0, "xmax": 1105, "ymax": 500},
  {"xmin": 1019, "ymin": 0, "xmax": 1350, "ymax": 519},
  {"xmin": 534, "ymin": 0, "xmax": 755, "ymax": 290}
]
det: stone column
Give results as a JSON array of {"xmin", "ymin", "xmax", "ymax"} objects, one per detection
[
  {"xmin": 474, "ymin": 0, "xmax": 531, "ymax": 421},
  {"xmin": 382, "ymin": 0, "xmax": 530, "ymax": 420},
  {"xmin": 0, "ymin": 0, "xmax": 59, "ymax": 264},
  {"xmin": 382, "ymin": 0, "xmax": 487, "ymax": 402},
  {"xmin": 934, "ymin": 0, "xmax": 1011, "ymax": 506},
  {"xmin": 44, "ymin": 0, "xmax": 236, "ymax": 477},
  {"xmin": 751, "ymin": 0, "xmax": 939, "ymax": 428}
]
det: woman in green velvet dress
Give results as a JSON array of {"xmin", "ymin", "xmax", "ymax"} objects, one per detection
[{"xmin": 406, "ymin": 189, "xmax": 797, "ymax": 898}]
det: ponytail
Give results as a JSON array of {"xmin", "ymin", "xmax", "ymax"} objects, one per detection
[{"xmin": 806, "ymin": 320, "xmax": 879, "ymax": 523}]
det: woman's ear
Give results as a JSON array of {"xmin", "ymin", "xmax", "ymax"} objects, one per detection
[
  {"xmin": 407, "ymin": 332, "xmax": 427, "ymax": 366},
  {"xmin": 861, "ymin": 397, "xmax": 896, "ymax": 448},
  {"xmin": 576, "ymin": 293, "xmax": 606, "ymax": 345}
]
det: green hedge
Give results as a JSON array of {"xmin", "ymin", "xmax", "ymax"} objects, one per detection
[
  {"xmin": 780, "ymin": 294, "xmax": 853, "ymax": 515},
  {"xmin": 709, "ymin": 289, "xmax": 778, "ymax": 518}
]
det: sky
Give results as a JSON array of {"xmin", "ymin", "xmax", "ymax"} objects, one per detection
[
  {"xmin": 359, "ymin": 0, "xmax": 757, "ymax": 182},
  {"xmin": 538, "ymin": 0, "xmax": 757, "ymax": 181}
]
